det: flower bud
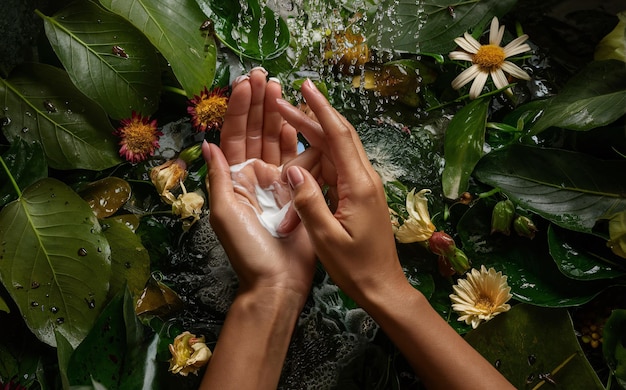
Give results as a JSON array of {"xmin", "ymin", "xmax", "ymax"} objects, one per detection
[
  {"xmin": 393, "ymin": 189, "xmax": 436, "ymax": 243},
  {"xmin": 449, "ymin": 247, "xmax": 471, "ymax": 274},
  {"xmin": 172, "ymin": 183, "xmax": 205, "ymax": 231},
  {"xmin": 178, "ymin": 143, "xmax": 203, "ymax": 164},
  {"xmin": 168, "ymin": 331, "xmax": 212, "ymax": 376},
  {"xmin": 150, "ymin": 158, "xmax": 188, "ymax": 204},
  {"xmin": 491, "ymin": 200, "xmax": 515, "ymax": 235},
  {"xmin": 428, "ymin": 231, "xmax": 457, "ymax": 258},
  {"xmin": 513, "ymin": 215, "xmax": 538, "ymax": 239},
  {"xmin": 429, "ymin": 231, "xmax": 471, "ymax": 276}
]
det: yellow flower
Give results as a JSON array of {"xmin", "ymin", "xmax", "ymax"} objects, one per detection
[
  {"xmin": 150, "ymin": 158, "xmax": 188, "ymax": 204},
  {"xmin": 187, "ymin": 86, "xmax": 229, "ymax": 132},
  {"xmin": 393, "ymin": 189, "xmax": 436, "ymax": 243},
  {"xmin": 449, "ymin": 16, "xmax": 531, "ymax": 99},
  {"xmin": 114, "ymin": 111, "xmax": 162, "ymax": 163},
  {"xmin": 168, "ymin": 331, "xmax": 212, "ymax": 376},
  {"xmin": 171, "ymin": 182, "xmax": 204, "ymax": 231},
  {"xmin": 449, "ymin": 265, "xmax": 512, "ymax": 329}
]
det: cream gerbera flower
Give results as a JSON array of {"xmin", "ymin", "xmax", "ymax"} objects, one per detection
[
  {"xmin": 449, "ymin": 16, "xmax": 531, "ymax": 99},
  {"xmin": 449, "ymin": 265, "xmax": 512, "ymax": 328}
]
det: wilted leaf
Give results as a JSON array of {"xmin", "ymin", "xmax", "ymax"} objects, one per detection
[
  {"xmin": 465, "ymin": 304, "xmax": 604, "ymax": 389},
  {"xmin": 0, "ymin": 178, "xmax": 112, "ymax": 348},
  {"xmin": 442, "ymin": 97, "xmax": 488, "ymax": 200},
  {"xmin": 79, "ymin": 177, "xmax": 131, "ymax": 219},
  {"xmin": 100, "ymin": 0, "xmax": 217, "ymax": 98},
  {"xmin": 364, "ymin": 0, "xmax": 516, "ymax": 54},
  {"xmin": 0, "ymin": 63, "xmax": 121, "ymax": 170},
  {"xmin": 527, "ymin": 60, "xmax": 626, "ymax": 135},
  {"xmin": 135, "ymin": 275, "xmax": 184, "ymax": 318},
  {"xmin": 474, "ymin": 144, "xmax": 626, "ymax": 233},
  {"xmin": 39, "ymin": 1, "xmax": 161, "ymax": 120},
  {"xmin": 0, "ymin": 138, "xmax": 47, "ymax": 207}
]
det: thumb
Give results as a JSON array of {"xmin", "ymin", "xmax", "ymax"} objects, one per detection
[{"xmin": 285, "ymin": 166, "xmax": 343, "ymax": 243}]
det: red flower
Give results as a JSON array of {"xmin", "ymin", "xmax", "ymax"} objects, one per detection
[
  {"xmin": 187, "ymin": 86, "xmax": 229, "ymax": 132},
  {"xmin": 114, "ymin": 111, "xmax": 162, "ymax": 163}
]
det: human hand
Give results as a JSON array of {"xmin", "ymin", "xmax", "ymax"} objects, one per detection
[
  {"xmin": 203, "ymin": 68, "xmax": 316, "ymax": 304},
  {"xmin": 275, "ymin": 79, "xmax": 408, "ymax": 306}
]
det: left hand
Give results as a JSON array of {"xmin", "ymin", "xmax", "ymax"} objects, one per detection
[{"xmin": 203, "ymin": 68, "xmax": 316, "ymax": 305}]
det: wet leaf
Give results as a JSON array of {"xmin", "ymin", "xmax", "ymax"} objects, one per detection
[
  {"xmin": 457, "ymin": 201, "xmax": 607, "ymax": 307},
  {"xmin": 0, "ymin": 138, "xmax": 47, "ymax": 207},
  {"xmin": 79, "ymin": 177, "xmax": 132, "ymax": 219},
  {"xmin": 527, "ymin": 60, "xmax": 626, "ymax": 135},
  {"xmin": 365, "ymin": 0, "xmax": 516, "ymax": 54},
  {"xmin": 442, "ymin": 97, "xmax": 488, "ymax": 200},
  {"xmin": 474, "ymin": 144, "xmax": 626, "ymax": 233},
  {"xmin": 547, "ymin": 224, "xmax": 626, "ymax": 280},
  {"xmin": 39, "ymin": 1, "xmax": 161, "ymax": 120},
  {"xmin": 100, "ymin": 0, "xmax": 217, "ymax": 98},
  {"xmin": 603, "ymin": 309, "xmax": 626, "ymax": 387},
  {"xmin": 135, "ymin": 275, "xmax": 184, "ymax": 318},
  {"xmin": 0, "ymin": 178, "xmax": 112, "ymax": 348},
  {"xmin": 197, "ymin": 0, "xmax": 290, "ymax": 61},
  {"xmin": 465, "ymin": 304, "xmax": 604, "ymax": 389},
  {"xmin": 0, "ymin": 63, "xmax": 121, "ymax": 170}
]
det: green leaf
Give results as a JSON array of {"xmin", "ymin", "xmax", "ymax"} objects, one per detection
[
  {"xmin": 364, "ymin": 0, "xmax": 516, "ymax": 54},
  {"xmin": 38, "ymin": 1, "xmax": 161, "ymax": 120},
  {"xmin": 465, "ymin": 304, "xmax": 604, "ymax": 389},
  {"xmin": 603, "ymin": 309, "xmax": 626, "ymax": 387},
  {"xmin": 474, "ymin": 144, "xmax": 626, "ymax": 233},
  {"xmin": 0, "ymin": 63, "xmax": 122, "ymax": 170},
  {"xmin": 457, "ymin": 200, "xmax": 607, "ymax": 307},
  {"xmin": 442, "ymin": 97, "xmax": 489, "ymax": 200},
  {"xmin": 197, "ymin": 0, "xmax": 290, "ymax": 61},
  {"xmin": 527, "ymin": 60, "xmax": 626, "ymax": 135},
  {"xmin": 0, "ymin": 138, "xmax": 47, "ymax": 207},
  {"xmin": 547, "ymin": 224, "xmax": 626, "ymax": 280},
  {"xmin": 55, "ymin": 330, "xmax": 74, "ymax": 390},
  {"xmin": 0, "ymin": 178, "xmax": 112, "ymax": 348},
  {"xmin": 100, "ymin": 0, "xmax": 217, "ymax": 98}
]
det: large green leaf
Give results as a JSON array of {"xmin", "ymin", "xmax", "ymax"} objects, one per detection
[
  {"xmin": 0, "ymin": 63, "xmax": 121, "ymax": 170},
  {"xmin": 364, "ymin": 0, "xmax": 516, "ymax": 54},
  {"xmin": 458, "ymin": 200, "xmax": 607, "ymax": 307},
  {"xmin": 196, "ymin": 0, "xmax": 290, "ymax": 61},
  {"xmin": 465, "ymin": 304, "xmax": 604, "ymax": 389},
  {"xmin": 527, "ymin": 60, "xmax": 626, "ymax": 135},
  {"xmin": 39, "ymin": 1, "xmax": 161, "ymax": 120},
  {"xmin": 548, "ymin": 224, "xmax": 626, "ymax": 281},
  {"xmin": 0, "ymin": 178, "xmax": 112, "ymax": 348},
  {"xmin": 474, "ymin": 144, "xmax": 626, "ymax": 233},
  {"xmin": 442, "ymin": 97, "xmax": 488, "ymax": 200},
  {"xmin": 0, "ymin": 138, "xmax": 47, "ymax": 207},
  {"xmin": 100, "ymin": 0, "xmax": 217, "ymax": 98},
  {"xmin": 603, "ymin": 309, "xmax": 626, "ymax": 388}
]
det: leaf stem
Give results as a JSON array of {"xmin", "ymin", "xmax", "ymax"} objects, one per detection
[
  {"xmin": 163, "ymin": 86, "xmax": 188, "ymax": 97},
  {"xmin": 477, "ymin": 187, "xmax": 501, "ymax": 199},
  {"xmin": 0, "ymin": 155, "xmax": 22, "ymax": 198}
]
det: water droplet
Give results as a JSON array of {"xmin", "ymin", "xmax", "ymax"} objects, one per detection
[
  {"xmin": 85, "ymin": 298, "xmax": 96, "ymax": 309},
  {"xmin": 1, "ymin": 117, "xmax": 11, "ymax": 126},
  {"xmin": 50, "ymin": 306, "xmax": 58, "ymax": 313},
  {"xmin": 78, "ymin": 248, "xmax": 88, "ymax": 256},
  {"xmin": 56, "ymin": 317, "xmax": 65, "ymax": 324},
  {"xmin": 124, "ymin": 261, "xmax": 131, "ymax": 269},
  {"xmin": 21, "ymin": 127, "xmax": 29, "ymax": 133},
  {"xmin": 527, "ymin": 354, "xmax": 536, "ymax": 366},
  {"xmin": 43, "ymin": 100, "xmax": 57, "ymax": 113},
  {"xmin": 97, "ymin": 247, "xmax": 102, "ymax": 252},
  {"xmin": 31, "ymin": 301, "xmax": 39, "ymax": 307},
  {"xmin": 31, "ymin": 281, "xmax": 40, "ymax": 289}
]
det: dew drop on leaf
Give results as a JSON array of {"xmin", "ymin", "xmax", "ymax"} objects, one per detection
[{"xmin": 78, "ymin": 248, "xmax": 87, "ymax": 256}]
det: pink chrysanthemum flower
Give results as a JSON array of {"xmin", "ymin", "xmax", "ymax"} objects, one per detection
[
  {"xmin": 187, "ymin": 86, "xmax": 229, "ymax": 132},
  {"xmin": 114, "ymin": 111, "xmax": 162, "ymax": 163}
]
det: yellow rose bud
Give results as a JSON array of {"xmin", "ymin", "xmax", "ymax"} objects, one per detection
[
  {"xmin": 168, "ymin": 331, "xmax": 212, "ymax": 376},
  {"xmin": 171, "ymin": 182, "xmax": 205, "ymax": 231},
  {"xmin": 150, "ymin": 158, "xmax": 188, "ymax": 204}
]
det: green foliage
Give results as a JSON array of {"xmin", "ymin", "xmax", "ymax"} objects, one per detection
[
  {"xmin": 603, "ymin": 309, "xmax": 626, "ymax": 388},
  {"xmin": 38, "ymin": 1, "xmax": 161, "ymax": 120},
  {"xmin": 0, "ymin": 138, "xmax": 47, "ymax": 207}
]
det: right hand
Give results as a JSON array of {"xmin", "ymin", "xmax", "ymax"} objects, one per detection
[{"xmin": 276, "ymin": 79, "xmax": 408, "ymax": 305}]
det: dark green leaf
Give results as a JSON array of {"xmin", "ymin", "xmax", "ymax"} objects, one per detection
[
  {"xmin": 527, "ymin": 60, "xmax": 626, "ymax": 135},
  {"xmin": 465, "ymin": 304, "xmax": 604, "ymax": 389},
  {"xmin": 0, "ymin": 178, "xmax": 112, "ymax": 348},
  {"xmin": 55, "ymin": 330, "xmax": 73, "ymax": 390},
  {"xmin": 442, "ymin": 97, "xmax": 489, "ymax": 200},
  {"xmin": 39, "ymin": 1, "xmax": 161, "ymax": 119},
  {"xmin": 197, "ymin": 0, "xmax": 290, "ymax": 61},
  {"xmin": 458, "ymin": 200, "xmax": 607, "ymax": 307},
  {"xmin": 603, "ymin": 309, "xmax": 626, "ymax": 387},
  {"xmin": 0, "ymin": 63, "xmax": 121, "ymax": 170},
  {"xmin": 474, "ymin": 144, "xmax": 626, "ymax": 233},
  {"xmin": 100, "ymin": 0, "xmax": 217, "ymax": 98},
  {"xmin": 0, "ymin": 138, "xmax": 47, "ymax": 207},
  {"xmin": 364, "ymin": 0, "xmax": 516, "ymax": 54},
  {"xmin": 548, "ymin": 224, "xmax": 626, "ymax": 280}
]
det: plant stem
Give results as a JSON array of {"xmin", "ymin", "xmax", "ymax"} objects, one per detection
[
  {"xmin": 477, "ymin": 188, "xmax": 501, "ymax": 199},
  {"xmin": 163, "ymin": 86, "xmax": 188, "ymax": 97},
  {"xmin": 0, "ymin": 155, "xmax": 22, "ymax": 198}
]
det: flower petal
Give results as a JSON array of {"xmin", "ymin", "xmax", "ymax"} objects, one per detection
[
  {"xmin": 461, "ymin": 33, "xmax": 482, "ymax": 52},
  {"xmin": 469, "ymin": 70, "xmax": 489, "ymax": 99},
  {"xmin": 451, "ymin": 64, "xmax": 480, "ymax": 90},
  {"xmin": 503, "ymin": 35, "xmax": 530, "ymax": 56},
  {"xmin": 501, "ymin": 61, "xmax": 531, "ymax": 80},
  {"xmin": 449, "ymin": 51, "xmax": 474, "ymax": 62},
  {"xmin": 491, "ymin": 69, "xmax": 509, "ymax": 90}
]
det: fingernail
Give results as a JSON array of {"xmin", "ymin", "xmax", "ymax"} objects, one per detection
[
  {"xmin": 250, "ymin": 66, "xmax": 269, "ymax": 76},
  {"xmin": 232, "ymin": 74, "xmax": 249, "ymax": 88},
  {"xmin": 305, "ymin": 78, "xmax": 318, "ymax": 92},
  {"xmin": 268, "ymin": 77, "xmax": 281, "ymax": 85},
  {"xmin": 202, "ymin": 140, "xmax": 211, "ymax": 163},
  {"xmin": 286, "ymin": 166, "xmax": 304, "ymax": 189}
]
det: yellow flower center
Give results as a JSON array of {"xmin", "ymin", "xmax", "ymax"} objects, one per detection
[
  {"xmin": 473, "ymin": 44, "xmax": 506, "ymax": 71},
  {"xmin": 474, "ymin": 295, "xmax": 496, "ymax": 311},
  {"xmin": 196, "ymin": 95, "xmax": 228, "ymax": 126},
  {"xmin": 123, "ymin": 121, "xmax": 157, "ymax": 153}
]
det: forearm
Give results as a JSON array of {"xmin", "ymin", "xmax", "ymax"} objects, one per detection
[
  {"xmin": 199, "ymin": 288, "xmax": 302, "ymax": 389},
  {"xmin": 361, "ymin": 281, "xmax": 514, "ymax": 390}
]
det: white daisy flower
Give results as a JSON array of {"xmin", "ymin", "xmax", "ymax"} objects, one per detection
[
  {"xmin": 449, "ymin": 265, "xmax": 512, "ymax": 329},
  {"xmin": 449, "ymin": 16, "xmax": 531, "ymax": 99}
]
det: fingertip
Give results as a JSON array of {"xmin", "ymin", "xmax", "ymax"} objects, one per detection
[{"xmin": 286, "ymin": 166, "xmax": 305, "ymax": 190}]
